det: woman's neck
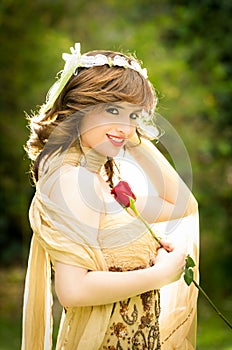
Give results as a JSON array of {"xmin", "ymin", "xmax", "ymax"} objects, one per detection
[{"xmin": 63, "ymin": 146, "xmax": 107, "ymax": 174}]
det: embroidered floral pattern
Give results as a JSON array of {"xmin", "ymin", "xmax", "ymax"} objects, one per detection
[
  {"xmin": 102, "ymin": 258, "xmax": 161, "ymax": 349},
  {"xmin": 102, "ymin": 235, "xmax": 161, "ymax": 349},
  {"xmin": 102, "ymin": 290, "xmax": 161, "ymax": 350},
  {"xmin": 112, "ymin": 322, "xmax": 128, "ymax": 338},
  {"xmin": 120, "ymin": 300, "xmax": 138, "ymax": 325}
]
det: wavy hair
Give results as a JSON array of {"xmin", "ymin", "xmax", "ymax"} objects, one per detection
[{"xmin": 25, "ymin": 50, "xmax": 157, "ymax": 185}]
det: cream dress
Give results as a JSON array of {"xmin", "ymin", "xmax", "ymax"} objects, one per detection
[
  {"xmin": 21, "ymin": 142, "xmax": 199, "ymax": 350},
  {"xmin": 99, "ymin": 210, "xmax": 161, "ymax": 349}
]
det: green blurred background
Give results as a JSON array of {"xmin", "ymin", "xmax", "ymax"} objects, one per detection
[{"xmin": 0, "ymin": 0, "xmax": 231, "ymax": 349}]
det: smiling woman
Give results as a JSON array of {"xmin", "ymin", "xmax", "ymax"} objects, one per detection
[
  {"xmin": 80, "ymin": 102, "xmax": 139, "ymax": 157},
  {"xmin": 22, "ymin": 43, "xmax": 199, "ymax": 350}
]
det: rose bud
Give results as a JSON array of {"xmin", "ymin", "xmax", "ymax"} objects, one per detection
[{"xmin": 111, "ymin": 181, "xmax": 136, "ymax": 208}]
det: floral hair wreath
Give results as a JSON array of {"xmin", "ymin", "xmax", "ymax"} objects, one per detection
[{"xmin": 39, "ymin": 42, "xmax": 163, "ymax": 140}]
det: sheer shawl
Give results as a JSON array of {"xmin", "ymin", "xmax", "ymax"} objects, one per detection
[
  {"xmin": 21, "ymin": 139, "xmax": 199, "ymax": 350},
  {"xmin": 154, "ymin": 214, "xmax": 199, "ymax": 349},
  {"xmin": 21, "ymin": 150, "xmax": 114, "ymax": 350},
  {"xmin": 125, "ymin": 139, "xmax": 199, "ymax": 349}
]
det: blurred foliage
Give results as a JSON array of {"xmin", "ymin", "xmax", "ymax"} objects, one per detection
[{"xmin": 0, "ymin": 0, "xmax": 231, "ymax": 300}]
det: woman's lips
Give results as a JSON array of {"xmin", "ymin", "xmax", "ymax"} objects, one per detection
[{"xmin": 107, "ymin": 134, "xmax": 126, "ymax": 147}]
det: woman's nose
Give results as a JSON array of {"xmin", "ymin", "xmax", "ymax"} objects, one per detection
[
  {"xmin": 115, "ymin": 117, "xmax": 135, "ymax": 135},
  {"xmin": 116, "ymin": 123, "xmax": 134, "ymax": 136}
]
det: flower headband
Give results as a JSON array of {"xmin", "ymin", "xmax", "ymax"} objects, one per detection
[
  {"xmin": 39, "ymin": 43, "xmax": 162, "ymax": 140},
  {"xmin": 40, "ymin": 43, "xmax": 147, "ymax": 115}
]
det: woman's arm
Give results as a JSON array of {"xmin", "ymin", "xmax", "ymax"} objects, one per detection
[
  {"xmin": 127, "ymin": 139, "xmax": 198, "ymax": 221},
  {"xmin": 54, "ymin": 242, "xmax": 186, "ymax": 307},
  {"xmin": 132, "ymin": 195, "xmax": 190, "ymax": 223},
  {"xmin": 49, "ymin": 164, "xmax": 186, "ymax": 308}
]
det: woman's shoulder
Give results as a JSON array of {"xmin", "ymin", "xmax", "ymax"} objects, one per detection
[
  {"xmin": 55, "ymin": 164, "xmax": 103, "ymax": 199},
  {"xmin": 47, "ymin": 165, "xmax": 104, "ymax": 225}
]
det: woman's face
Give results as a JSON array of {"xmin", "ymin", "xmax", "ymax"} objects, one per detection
[{"xmin": 79, "ymin": 102, "xmax": 141, "ymax": 157}]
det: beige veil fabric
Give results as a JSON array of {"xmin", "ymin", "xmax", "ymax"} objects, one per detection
[
  {"xmin": 21, "ymin": 139, "xmax": 199, "ymax": 350},
  {"xmin": 125, "ymin": 139, "xmax": 199, "ymax": 349},
  {"xmin": 154, "ymin": 213, "xmax": 199, "ymax": 349},
  {"xmin": 21, "ymin": 149, "xmax": 114, "ymax": 350}
]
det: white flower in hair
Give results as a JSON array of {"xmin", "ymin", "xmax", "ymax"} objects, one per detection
[
  {"xmin": 136, "ymin": 110, "xmax": 163, "ymax": 140},
  {"xmin": 94, "ymin": 54, "xmax": 109, "ymax": 66},
  {"xmin": 140, "ymin": 110, "xmax": 151, "ymax": 123},
  {"xmin": 80, "ymin": 55, "xmax": 95, "ymax": 67},
  {"xmin": 141, "ymin": 68, "xmax": 148, "ymax": 79},
  {"xmin": 113, "ymin": 55, "xmax": 129, "ymax": 68},
  {"xmin": 130, "ymin": 60, "xmax": 141, "ymax": 71},
  {"xmin": 62, "ymin": 43, "xmax": 82, "ymax": 71},
  {"xmin": 130, "ymin": 61, "xmax": 148, "ymax": 79}
]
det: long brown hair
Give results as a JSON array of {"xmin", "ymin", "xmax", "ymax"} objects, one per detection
[{"xmin": 25, "ymin": 49, "xmax": 157, "ymax": 185}]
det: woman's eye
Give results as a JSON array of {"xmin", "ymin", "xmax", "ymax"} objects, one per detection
[
  {"xmin": 130, "ymin": 113, "xmax": 139, "ymax": 120},
  {"xmin": 106, "ymin": 107, "xmax": 119, "ymax": 115}
]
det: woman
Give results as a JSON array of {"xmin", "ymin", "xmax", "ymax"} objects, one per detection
[{"xmin": 22, "ymin": 43, "xmax": 199, "ymax": 349}]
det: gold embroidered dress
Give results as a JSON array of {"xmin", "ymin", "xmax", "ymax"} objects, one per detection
[
  {"xmin": 21, "ymin": 140, "xmax": 199, "ymax": 350},
  {"xmin": 99, "ymin": 208, "xmax": 161, "ymax": 349}
]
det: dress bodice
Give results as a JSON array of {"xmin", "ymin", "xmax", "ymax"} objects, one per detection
[
  {"xmin": 48, "ymin": 146, "xmax": 159, "ymax": 270},
  {"xmin": 39, "ymin": 146, "xmax": 159, "ymax": 271},
  {"xmin": 98, "ymin": 196, "xmax": 159, "ymax": 271}
]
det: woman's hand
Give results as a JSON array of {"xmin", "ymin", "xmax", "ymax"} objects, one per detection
[
  {"xmin": 159, "ymin": 238, "xmax": 174, "ymax": 252},
  {"xmin": 154, "ymin": 239, "xmax": 186, "ymax": 285}
]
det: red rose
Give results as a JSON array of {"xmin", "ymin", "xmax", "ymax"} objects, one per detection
[{"xmin": 111, "ymin": 181, "xmax": 136, "ymax": 208}]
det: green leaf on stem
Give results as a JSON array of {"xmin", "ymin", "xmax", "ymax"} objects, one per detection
[
  {"xmin": 184, "ymin": 255, "xmax": 195, "ymax": 286},
  {"xmin": 184, "ymin": 267, "xmax": 194, "ymax": 286},
  {"xmin": 185, "ymin": 255, "xmax": 196, "ymax": 269}
]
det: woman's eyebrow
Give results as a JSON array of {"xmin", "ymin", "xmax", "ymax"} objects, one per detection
[
  {"xmin": 105, "ymin": 103, "xmax": 124, "ymax": 109},
  {"xmin": 109, "ymin": 103, "xmax": 142, "ymax": 112}
]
